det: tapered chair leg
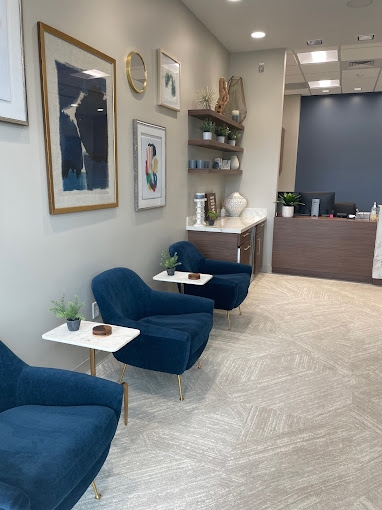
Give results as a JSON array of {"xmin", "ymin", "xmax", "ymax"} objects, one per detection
[
  {"xmin": 227, "ymin": 310, "xmax": 231, "ymax": 330},
  {"xmin": 197, "ymin": 358, "xmax": 202, "ymax": 369},
  {"xmin": 122, "ymin": 382, "xmax": 128, "ymax": 425},
  {"xmin": 177, "ymin": 375, "xmax": 184, "ymax": 401},
  {"xmin": 239, "ymin": 305, "xmax": 242, "ymax": 315},
  {"xmin": 91, "ymin": 481, "xmax": 101, "ymax": 500},
  {"xmin": 119, "ymin": 363, "xmax": 127, "ymax": 384}
]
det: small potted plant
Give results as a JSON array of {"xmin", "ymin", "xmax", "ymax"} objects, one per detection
[
  {"xmin": 49, "ymin": 294, "xmax": 85, "ymax": 331},
  {"xmin": 276, "ymin": 192, "xmax": 304, "ymax": 218},
  {"xmin": 200, "ymin": 118, "xmax": 216, "ymax": 140},
  {"xmin": 207, "ymin": 210, "xmax": 218, "ymax": 226},
  {"xmin": 214, "ymin": 123, "xmax": 230, "ymax": 143},
  {"xmin": 160, "ymin": 249, "xmax": 181, "ymax": 276},
  {"xmin": 227, "ymin": 130, "xmax": 241, "ymax": 146}
]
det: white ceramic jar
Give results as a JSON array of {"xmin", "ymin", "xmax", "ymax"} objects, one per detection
[{"xmin": 225, "ymin": 192, "xmax": 247, "ymax": 217}]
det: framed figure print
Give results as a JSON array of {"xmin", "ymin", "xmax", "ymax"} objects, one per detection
[
  {"xmin": 158, "ymin": 49, "xmax": 180, "ymax": 112},
  {"xmin": 133, "ymin": 119, "xmax": 166, "ymax": 211},
  {"xmin": 38, "ymin": 22, "xmax": 118, "ymax": 214}
]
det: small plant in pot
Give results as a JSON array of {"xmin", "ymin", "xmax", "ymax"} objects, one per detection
[
  {"xmin": 276, "ymin": 192, "xmax": 304, "ymax": 218},
  {"xmin": 49, "ymin": 294, "xmax": 85, "ymax": 331},
  {"xmin": 207, "ymin": 210, "xmax": 218, "ymax": 225},
  {"xmin": 214, "ymin": 123, "xmax": 230, "ymax": 143},
  {"xmin": 160, "ymin": 249, "xmax": 181, "ymax": 276},
  {"xmin": 227, "ymin": 130, "xmax": 241, "ymax": 146},
  {"xmin": 200, "ymin": 118, "xmax": 216, "ymax": 140}
]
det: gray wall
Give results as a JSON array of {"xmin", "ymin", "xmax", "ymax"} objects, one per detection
[
  {"xmin": 278, "ymin": 95, "xmax": 301, "ymax": 192},
  {"xmin": 0, "ymin": 0, "xmax": 229, "ymax": 369}
]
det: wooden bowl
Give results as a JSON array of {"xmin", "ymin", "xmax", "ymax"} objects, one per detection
[
  {"xmin": 93, "ymin": 325, "xmax": 112, "ymax": 336},
  {"xmin": 188, "ymin": 273, "xmax": 201, "ymax": 280}
]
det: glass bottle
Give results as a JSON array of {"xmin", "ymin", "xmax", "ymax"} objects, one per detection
[{"xmin": 370, "ymin": 202, "xmax": 378, "ymax": 221}]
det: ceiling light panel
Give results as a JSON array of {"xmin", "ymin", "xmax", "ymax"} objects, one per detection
[
  {"xmin": 308, "ymin": 79, "xmax": 340, "ymax": 89},
  {"xmin": 298, "ymin": 50, "xmax": 338, "ymax": 65},
  {"xmin": 251, "ymin": 31, "xmax": 266, "ymax": 39},
  {"xmin": 358, "ymin": 34, "xmax": 374, "ymax": 41}
]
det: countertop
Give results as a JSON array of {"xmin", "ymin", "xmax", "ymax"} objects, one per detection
[{"xmin": 186, "ymin": 208, "xmax": 267, "ymax": 234}]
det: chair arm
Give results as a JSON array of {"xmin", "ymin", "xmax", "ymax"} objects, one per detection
[
  {"xmin": 0, "ymin": 482, "xmax": 31, "ymax": 510},
  {"xmin": 16, "ymin": 366, "xmax": 123, "ymax": 420},
  {"xmin": 148, "ymin": 290, "xmax": 214, "ymax": 316},
  {"xmin": 202, "ymin": 258, "xmax": 252, "ymax": 276}
]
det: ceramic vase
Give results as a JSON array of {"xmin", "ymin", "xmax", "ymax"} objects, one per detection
[
  {"xmin": 230, "ymin": 155, "xmax": 240, "ymax": 170},
  {"xmin": 225, "ymin": 192, "xmax": 247, "ymax": 217},
  {"xmin": 203, "ymin": 132, "xmax": 212, "ymax": 140},
  {"xmin": 282, "ymin": 205, "xmax": 294, "ymax": 218}
]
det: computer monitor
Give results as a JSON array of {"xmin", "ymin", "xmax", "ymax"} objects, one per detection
[{"xmin": 297, "ymin": 191, "xmax": 335, "ymax": 216}]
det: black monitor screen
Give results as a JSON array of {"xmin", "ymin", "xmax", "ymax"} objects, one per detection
[{"xmin": 297, "ymin": 191, "xmax": 335, "ymax": 216}]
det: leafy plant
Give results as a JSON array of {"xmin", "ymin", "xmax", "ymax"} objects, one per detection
[
  {"xmin": 160, "ymin": 249, "xmax": 182, "ymax": 269},
  {"xmin": 207, "ymin": 210, "xmax": 218, "ymax": 220},
  {"xmin": 214, "ymin": 123, "xmax": 230, "ymax": 137},
  {"xmin": 227, "ymin": 130, "xmax": 241, "ymax": 141},
  {"xmin": 276, "ymin": 192, "xmax": 304, "ymax": 207},
  {"xmin": 49, "ymin": 294, "xmax": 85, "ymax": 321},
  {"xmin": 200, "ymin": 118, "xmax": 216, "ymax": 133},
  {"xmin": 195, "ymin": 86, "xmax": 217, "ymax": 110}
]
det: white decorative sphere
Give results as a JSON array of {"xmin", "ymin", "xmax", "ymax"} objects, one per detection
[{"xmin": 225, "ymin": 192, "xmax": 247, "ymax": 217}]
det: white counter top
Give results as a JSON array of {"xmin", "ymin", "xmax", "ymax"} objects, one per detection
[{"xmin": 186, "ymin": 208, "xmax": 267, "ymax": 233}]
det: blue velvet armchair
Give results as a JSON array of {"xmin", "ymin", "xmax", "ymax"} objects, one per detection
[
  {"xmin": 92, "ymin": 267, "xmax": 214, "ymax": 400},
  {"xmin": 169, "ymin": 241, "xmax": 252, "ymax": 329},
  {"xmin": 0, "ymin": 340, "xmax": 123, "ymax": 510}
]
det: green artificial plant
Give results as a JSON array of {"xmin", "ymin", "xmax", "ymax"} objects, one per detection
[
  {"xmin": 276, "ymin": 192, "xmax": 305, "ymax": 207},
  {"xmin": 160, "ymin": 249, "xmax": 182, "ymax": 270},
  {"xmin": 49, "ymin": 294, "xmax": 85, "ymax": 321}
]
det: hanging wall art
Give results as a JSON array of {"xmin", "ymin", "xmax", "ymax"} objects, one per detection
[{"xmin": 158, "ymin": 49, "xmax": 180, "ymax": 112}]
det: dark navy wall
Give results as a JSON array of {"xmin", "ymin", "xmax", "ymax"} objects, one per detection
[{"xmin": 295, "ymin": 92, "xmax": 382, "ymax": 211}]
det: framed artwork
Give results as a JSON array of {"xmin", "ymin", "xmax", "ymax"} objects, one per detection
[
  {"xmin": 158, "ymin": 49, "xmax": 180, "ymax": 112},
  {"xmin": 38, "ymin": 22, "xmax": 118, "ymax": 214},
  {"xmin": 0, "ymin": 0, "xmax": 28, "ymax": 124},
  {"xmin": 133, "ymin": 119, "xmax": 166, "ymax": 211}
]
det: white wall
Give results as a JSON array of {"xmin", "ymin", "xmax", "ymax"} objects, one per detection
[
  {"xmin": 278, "ymin": 95, "xmax": 301, "ymax": 192},
  {"xmin": 0, "ymin": 0, "xmax": 229, "ymax": 369},
  {"xmin": 227, "ymin": 50, "xmax": 286, "ymax": 272}
]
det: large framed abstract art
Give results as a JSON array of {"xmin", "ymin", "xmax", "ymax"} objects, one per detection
[
  {"xmin": 158, "ymin": 49, "xmax": 180, "ymax": 112},
  {"xmin": 133, "ymin": 120, "xmax": 166, "ymax": 211},
  {"xmin": 38, "ymin": 22, "xmax": 118, "ymax": 214}
]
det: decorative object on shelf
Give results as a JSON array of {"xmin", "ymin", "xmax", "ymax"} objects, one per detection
[
  {"xmin": 230, "ymin": 155, "xmax": 240, "ymax": 170},
  {"xmin": 194, "ymin": 86, "xmax": 217, "ymax": 110},
  {"xmin": 225, "ymin": 192, "xmax": 247, "ymax": 217},
  {"xmin": 93, "ymin": 325, "xmax": 112, "ymax": 336},
  {"xmin": 214, "ymin": 123, "xmax": 230, "ymax": 143},
  {"xmin": 38, "ymin": 22, "xmax": 117, "ymax": 214},
  {"xmin": 215, "ymin": 77, "xmax": 229, "ymax": 114},
  {"xmin": 49, "ymin": 294, "xmax": 85, "ymax": 331},
  {"xmin": 158, "ymin": 49, "xmax": 180, "ymax": 111},
  {"xmin": 227, "ymin": 130, "xmax": 241, "ymax": 146},
  {"xmin": 126, "ymin": 51, "xmax": 147, "ymax": 94},
  {"xmin": 276, "ymin": 192, "xmax": 304, "ymax": 218},
  {"xmin": 212, "ymin": 160, "xmax": 220, "ymax": 169},
  {"xmin": 160, "ymin": 249, "xmax": 181, "ymax": 276},
  {"xmin": 0, "ymin": 0, "xmax": 28, "ymax": 124},
  {"xmin": 226, "ymin": 76, "xmax": 247, "ymax": 123},
  {"xmin": 197, "ymin": 160, "xmax": 204, "ymax": 169},
  {"xmin": 200, "ymin": 118, "xmax": 215, "ymax": 140},
  {"xmin": 188, "ymin": 273, "xmax": 201, "ymax": 280},
  {"xmin": 221, "ymin": 201, "xmax": 226, "ymax": 217},
  {"xmin": 206, "ymin": 193, "xmax": 217, "ymax": 217},
  {"xmin": 189, "ymin": 159, "xmax": 197, "ymax": 169},
  {"xmin": 231, "ymin": 110, "xmax": 240, "ymax": 122},
  {"xmin": 133, "ymin": 119, "xmax": 166, "ymax": 211},
  {"xmin": 195, "ymin": 192, "xmax": 205, "ymax": 199},
  {"xmin": 207, "ymin": 210, "xmax": 218, "ymax": 226},
  {"xmin": 194, "ymin": 195, "xmax": 207, "ymax": 226}
]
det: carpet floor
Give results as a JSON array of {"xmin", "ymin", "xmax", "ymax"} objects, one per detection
[{"xmin": 74, "ymin": 273, "xmax": 382, "ymax": 510}]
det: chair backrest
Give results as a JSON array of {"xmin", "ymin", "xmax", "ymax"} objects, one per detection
[
  {"xmin": 92, "ymin": 268, "xmax": 152, "ymax": 323},
  {"xmin": 0, "ymin": 341, "xmax": 27, "ymax": 412},
  {"xmin": 169, "ymin": 241, "xmax": 205, "ymax": 273}
]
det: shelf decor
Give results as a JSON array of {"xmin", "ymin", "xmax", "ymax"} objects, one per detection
[
  {"xmin": 158, "ymin": 49, "xmax": 180, "ymax": 111},
  {"xmin": 133, "ymin": 119, "xmax": 166, "ymax": 211},
  {"xmin": 0, "ymin": 0, "xmax": 28, "ymax": 124},
  {"xmin": 38, "ymin": 22, "xmax": 118, "ymax": 214}
]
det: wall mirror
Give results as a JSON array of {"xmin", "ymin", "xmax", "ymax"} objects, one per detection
[{"xmin": 126, "ymin": 51, "xmax": 147, "ymax": 94}]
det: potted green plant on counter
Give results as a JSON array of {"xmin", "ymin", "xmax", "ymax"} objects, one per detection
[
  {"xmin": 276, "ymin": 192, "xmax": 304, "ymax": 218},
  {"xmin": 49, "ymin": 294, "xmax": 85, "ymax": 331},
  {"xmin": 200, "ymin": 118, "xmax": 216, "ymax": 140},
  {"xmin": 227, "ymin": 130, "xmax": 241, "ymax": 146},
  {"xmin": 207, "ymin": 210, "xmax": 218, "ymax": 225},
  {"xmin": 160, "ymin": 249, "xmax": 181, "ymax": 276},
  {"xmin": 214, "ymin": 123, "xmax": 230, "ymax": 143}
]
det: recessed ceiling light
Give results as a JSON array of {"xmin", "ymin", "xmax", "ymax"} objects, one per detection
[
  {"xmin": 322, "ymin": 90, "xmax": 330, "ymax": 93},
  {"xmin": 97, "ymin": 108, "xmax": 104, "ymax": 111},
  {"xmin": 227, "ymin": 0, "xmax": 241, "ymax": 2},
  {"xmin": 307, "ymin": 39, "xmax": 322, "ymax": 46},
  {"xmin": 297, "ymin": 50, "xmax": 338, "ymax": 65},
  {"xmin": 251, "ymin": 31, "xmax": 266, "ymax": 39},
  {"xmin": 354, "ymin": 87, "xmax": 362, "ymax": 91},
  {"xmin": 346, "ymin": 0, "xmax": 373, "ymax": 7},
  {"xmin": 308, "ymin": 79, "xmax": 340, "ymax": 89},
  {"xmin": 358, "ymin": 34, "xmax": 374, "ymax": 41}
]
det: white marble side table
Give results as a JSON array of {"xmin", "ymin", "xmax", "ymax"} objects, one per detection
[{"xmin": 153, "ymin": 270, "xmax": 213, "ymax": 294}]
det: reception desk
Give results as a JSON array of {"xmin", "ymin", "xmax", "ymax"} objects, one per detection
[{"xmin": 272, "ymin": 216, "xmax": 377, "ymax": 283}]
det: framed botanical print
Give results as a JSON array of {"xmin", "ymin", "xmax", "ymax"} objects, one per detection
[
  {"xmin": 38, "ymin": 22, "xmax": 118, "ymax": 214},
  {"xmin": 133, "ymin": 119, "xmax": 166, "ymax": 211},
  {"xmin": 158, "ymin": 49, "xmax": 180, "ymax": 112}
]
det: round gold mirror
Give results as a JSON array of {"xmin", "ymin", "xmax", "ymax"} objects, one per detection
[{"xmin": 126, "ymin": 51, "xmax": 147, "ymax": 94}]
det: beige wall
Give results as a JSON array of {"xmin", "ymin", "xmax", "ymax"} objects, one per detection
[
  {"xmin": 278, "ymin": 95, "xmax": 301, "ymax": 192},
  {"xmin": 0, "ymin": 0, "xmax": 229, "ymax": 369}
]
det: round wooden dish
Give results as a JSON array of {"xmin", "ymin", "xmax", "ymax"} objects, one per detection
[
  {"xmin": 93, "ymin": 325, "xmax": 112, "ymax": 336},
  {"xmin": 188, "ymin": 273, "xmax": 201, "ymax": 280}
]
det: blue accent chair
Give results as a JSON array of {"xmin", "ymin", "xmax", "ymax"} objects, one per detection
[
  {"xmin": 169, "ymin": 241, "xmax": 252, "ymax": 329},
  {"xmin": 0, "ymin": 340, "xmax": 123, "ymax": 510},
  {"xmin": 92, "ymin": 267, "xmax": 214, "ymax": 400}
]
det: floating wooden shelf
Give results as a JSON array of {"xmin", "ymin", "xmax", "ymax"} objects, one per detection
[
  {"xmin": 188, "ymin": 168, "xmax": 243, "ymax": 175},
  {"xmin": 188, "ymin": 109, "xmax": 245, "ymax": 131},
  {"xmin": 188, "ymin": 139, "xmax": 244, "ymax": 152}
]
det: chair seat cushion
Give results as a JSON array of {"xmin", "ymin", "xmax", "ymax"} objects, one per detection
[
  {"xmin": 0, "ymin": 404, "xmax": 118, "ymax": 510},
  {"xmin": 139, "ymin": 312, "xmax": 213, "ymax": 355}
]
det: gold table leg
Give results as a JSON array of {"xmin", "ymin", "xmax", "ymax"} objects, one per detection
[
  {"xmin": 177, "ymin": 375, "xmax": 184, "ymax": 401},
  {"xmin": 227, "ymin": 310, "xmax": 231, "ymax": 330},
  {"xmin": 180, "ymin": 282, "xmax": 185, "ymax": 294},
  {"xmin": 89, "ymin": 348, "xmax": 96, "ymax": 376}
]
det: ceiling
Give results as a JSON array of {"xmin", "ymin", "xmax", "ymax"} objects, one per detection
[{"xmin": 180, "ymin": 0, "xmax": 382, "ymax": 95}]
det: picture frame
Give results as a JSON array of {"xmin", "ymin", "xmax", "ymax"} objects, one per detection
[
  {"xmin": 38, "ymin": 22, "xmax": 118, "ymax": 214},
  {"xmin": 133, "ymin": 119, "xmax": 166, "ymax": 211},
  {"xmin": 158, "ymin": 49, "xmax": 180, "ymax": 112},
  {"xmin": 205, "ymin": 193, "xmax": 217, "ymax": 219},
  {"xmin": 0, "ymin": 0, "xmax": 28, "ymax": 124}
]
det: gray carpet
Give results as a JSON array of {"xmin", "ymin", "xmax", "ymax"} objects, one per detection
[{"xmin": 74, "ymin": 273, "xmax": 382, "ymax": 510}]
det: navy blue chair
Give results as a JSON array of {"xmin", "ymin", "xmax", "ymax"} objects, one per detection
[
  {"xmin": 0, "ymin": 340, "xmax": 123, "ymax": 510},
  {"xmin": 169, "ymin": 241, "xmax": 252, "ymax": 329},
  {"xmin": 92, "ymin": 267, "xmax": 214, "ymax": 400}
]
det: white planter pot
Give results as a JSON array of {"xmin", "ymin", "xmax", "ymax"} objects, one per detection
[
  {"xmin": 203, "ymin": 132, "xmax": 212, "ymax": 140},
  {"xmin": 216, "ymin": 136, "xmax": 225, "ymax": 143},
  {"xmin": 282, "ymin": 205, "xmax": 294, "ymax": 218},
  {"xmin": 228, "ymin": 140, "xmax": 236, "ymax": 146}
]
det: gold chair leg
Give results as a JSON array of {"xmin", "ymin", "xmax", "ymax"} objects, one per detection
[
  {"xmin": 122, "ymin": 382, "xmax": 128, "ymax": 425},
  {"xmin": 227, "ymin": 310, "xmax": 231, "ymax": 330},
  {"xmin": 91, "ymin": 481, "xmax": 101, "ymax": 500},
  {"xmin": 239, "ymin": 305, "xmax": 242, "ymax": 315},
  {"xmin": 177, "ymin": 375, "xmax": 184, "ymax": 401},
  {"xmin": 119, "ymin": 363, "xmax": 127, "ymax": 384},
  {"xmin": 197, "ymin": 358, "xmax": 202, "ymax": 369}
]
